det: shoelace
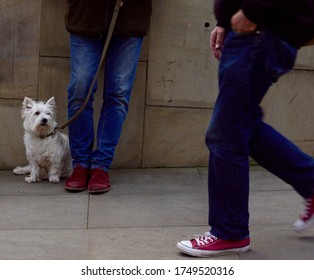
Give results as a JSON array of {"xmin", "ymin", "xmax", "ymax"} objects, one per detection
[
  {"xmin": 301, "ymin": 198, "xmax": 314, "ymax": 218},
  {"xmin": 193, "ymin": 232, "xmax": 218, "ymax": 246}
]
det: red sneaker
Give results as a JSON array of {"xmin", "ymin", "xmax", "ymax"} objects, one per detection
[
  {"xmin": 88, "ymin": 168, "xmax": 111, "ymax": 194},
  {"xmin": 177, "ymin": 232, "xmax": 250, "ymax": 257},
  {"xmin": 293, "ymin": 195, "xmax": 314, "ymax": 231},
  {"xmin": 65, "ymin": 165, "xmax": 89, "ymax": 192}
]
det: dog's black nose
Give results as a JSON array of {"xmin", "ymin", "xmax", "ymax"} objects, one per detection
[{"xmin": 42, "ymin": 118, "xmax": 48, "ymax": 124}]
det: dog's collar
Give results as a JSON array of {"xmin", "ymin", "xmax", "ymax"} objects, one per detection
[{"xmin": 38, "ymin": 128, "xmax": 57, "ymax": 139}]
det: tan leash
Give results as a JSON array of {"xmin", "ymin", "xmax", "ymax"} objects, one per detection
[{"xmin": 57, "ymin": 0, "xmax": 124, "ymax": 130}]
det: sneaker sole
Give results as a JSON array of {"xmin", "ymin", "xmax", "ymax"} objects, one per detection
[
  {"xmin": 177, "ymin": 242, "xmax": 250, "ymax": 257},
  {"xmin": 294, "ymin": 216, "xmax": 314, "ymax": 232}
]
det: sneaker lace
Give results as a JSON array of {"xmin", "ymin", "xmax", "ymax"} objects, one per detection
[
  {"xmin": 193, "ymin": 232, "xmax": 218, "ymax": 246},
  {"xmin": 301, "ymin": 198, "xmax": 314, "ymax": 218}
]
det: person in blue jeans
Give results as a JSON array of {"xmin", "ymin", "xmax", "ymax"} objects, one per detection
[
  {"xmin": 64, "ymin": 0, "xmax": 152, "ymax": 194},
  {"xmin": 177, "ymin": 0, "xmax": 314, "ymax": 257}
]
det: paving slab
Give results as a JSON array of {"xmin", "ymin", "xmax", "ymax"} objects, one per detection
[
  {"xmin": 247, "ymin": 190, "xmax": 314, "ymax": 259},
  {"xmin": 88, "ymin": 192, "xmax": 208, "ymax": 228},
  {"xmin": 109, "ymin": 167, "xmax": 207, "ymax": 194},
  {"xmin": 0, "ymin": 229, "xmax": 88, "ymax": 260},
  {"xmin": 88, "ymin": 167, "xmax": 208, "ymax": 228},
  {"xmin": 0, "ymin": 171, "xmax": 77, "ymax": 195},
  {"xmin": 0, "ymin": 194, "xmax": 88, "ymax": 230},
  {"xmin": 249, "ymin": 190, "xmax": 301, "ymax": 226},
  {"xmin": 247, "ymin": 225, "xmax": 314, "ymax": 259}
]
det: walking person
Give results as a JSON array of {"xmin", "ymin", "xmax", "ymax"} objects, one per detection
[
  {"xmin": 177, "ymin": 0, "xmax": 314, "ymax": 257},
  {"xmin": 64, "ymin": 0, "xmax": 152, "ymax": 194}
]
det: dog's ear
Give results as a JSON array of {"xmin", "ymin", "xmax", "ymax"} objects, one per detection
[
  {"xmin": 46, "ymin": 97, "xmax": 56, "ymax": 108},
  {"xmin": 21, "ymin": 97, "xmax": 34, "ymax": 118},
  {"xmin": 22, "ymin": 97, "xmax": 34, "ymax": 110}
]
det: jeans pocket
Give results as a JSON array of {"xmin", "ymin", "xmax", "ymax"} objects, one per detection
[
  {"xmin": 265, "ymin": 35, "xmax": 297, "ymax": 82},
  {"xmin": 222, "ymin": 31, "xmax": 259, "ymax": 58},
  {"xmin": 227, "ymin": 30, "xmax": 257, "ymax": 41}
]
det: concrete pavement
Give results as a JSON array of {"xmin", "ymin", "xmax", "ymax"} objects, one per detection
[{"xmin": 0, "ymin": 166, "xmax": 313, "ymax": 260}]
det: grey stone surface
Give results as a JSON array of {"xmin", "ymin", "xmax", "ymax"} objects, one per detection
[
  {"xmin": 40, "ymin": 0, "xmax": 70, "ymax": 58},
  {"xmin": 263, "ymin": 70, "xmax": 314, "ymax": 142},
  {"xmin": 0, "ymin": 100, "xmax": 26, "ymax": 169},
  {"xmin": 245, "ymin": 226, "xmax": 314, "ymax": 260},
  {"xmin": 88, "ymin": 168, "xmax": 208, "ymax": 228},
  {"xmin": 0, "ymin": 194, "xmax": 88, "ymax": 230},
  {"xmin": 0, "ymin": 172, "xmax": 70, "ymax": 195},
  {"xmin": 0, "ymin": 0, "xmax": 40, "ymax": 99},
  {"xmin": 142, "ymin": 106, "xmax": 211, "ymax": 167},
  {"xmin": 295, "ymin": 45, "xmax": 314, "ymax": 70},
  {"xmin": 0, "ymin": 166, "xmax": 314, "ymax": 260},
  {"xmin": 0, "ymin": 229, "xmax": 88, "ymax": 260},
  {"xmin": 147, "ymin": 0, "xmax": 218, "ymax": 108}
]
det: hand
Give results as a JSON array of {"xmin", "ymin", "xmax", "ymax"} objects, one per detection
[
  {"xmin": 210, "ymin": 26, "xmax": 225, "ymax": 61},
  {"xmin": 231, "ymin": 9, "xmax": 257, "ymax": 34}
]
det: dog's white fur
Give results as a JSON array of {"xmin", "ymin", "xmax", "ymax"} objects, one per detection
[{"xmin": 13, "ymin": 97, "xmax": 72, "ymax": 183}]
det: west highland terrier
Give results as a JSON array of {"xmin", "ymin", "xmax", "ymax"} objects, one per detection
[{"xmin": 13, "ymin": 97, "xmax": 72, "ymax": 183}]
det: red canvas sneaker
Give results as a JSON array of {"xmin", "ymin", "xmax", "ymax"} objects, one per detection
[
  {"xmin": 177, "ymin": 232, "xmax": 250, "ymax": 257},
  {"xmin": 88, "ymin": 168, "xmax": 111, "ymax": 194},
  {"xmin": 293, "ymin": 195, "xmax": 314, "ymax": 231},
  {"xmin": 65, "ymin": 165, "xmax": 89, "ymax": 192}
]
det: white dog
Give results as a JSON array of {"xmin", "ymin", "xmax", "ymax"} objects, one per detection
[{"xmin": 13, "ymin": 97, "xmax": 72, "ymax": 183}]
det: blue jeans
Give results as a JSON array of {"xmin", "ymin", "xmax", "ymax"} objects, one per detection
[
  {"xmin": 67, "ymin": 35, "xmax": 143, "ymax": 172},
  {"xmin": 205, "ymin": 30, "xmax": 314, "ymax": 240}
]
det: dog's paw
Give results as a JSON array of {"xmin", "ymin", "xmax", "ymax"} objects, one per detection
[
  {"xmin": 25, "ymin": 176, "xmax": 41, "ymax": 183},
  {"xmin": 13, "ymin": 165, "xmax": 30, "ymax": 175},
  {"xmin": 13, "ymin": 167, "xmax": 23, "ymax": 175},
  {"xmin": 49, "ymin": 175, "xmax": 60, "ymax": 183},
  {"xmin": 13, "ymin": 166, "xmax": 22, "ymax": 175}
]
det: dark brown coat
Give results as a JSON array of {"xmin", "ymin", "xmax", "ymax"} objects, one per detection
[{"xmin": 65, "ymin": 0, "xmax": 152, "ymax": 37}]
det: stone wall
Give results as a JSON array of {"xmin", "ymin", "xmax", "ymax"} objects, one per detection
[{"xmin": 0, "ymin": 0, "xmax": 314, "ymax": 170}]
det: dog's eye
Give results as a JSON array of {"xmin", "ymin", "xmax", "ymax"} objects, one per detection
[{"xmin": 35, "ymin": 111, "xmax": 40, "ymax": 115}]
